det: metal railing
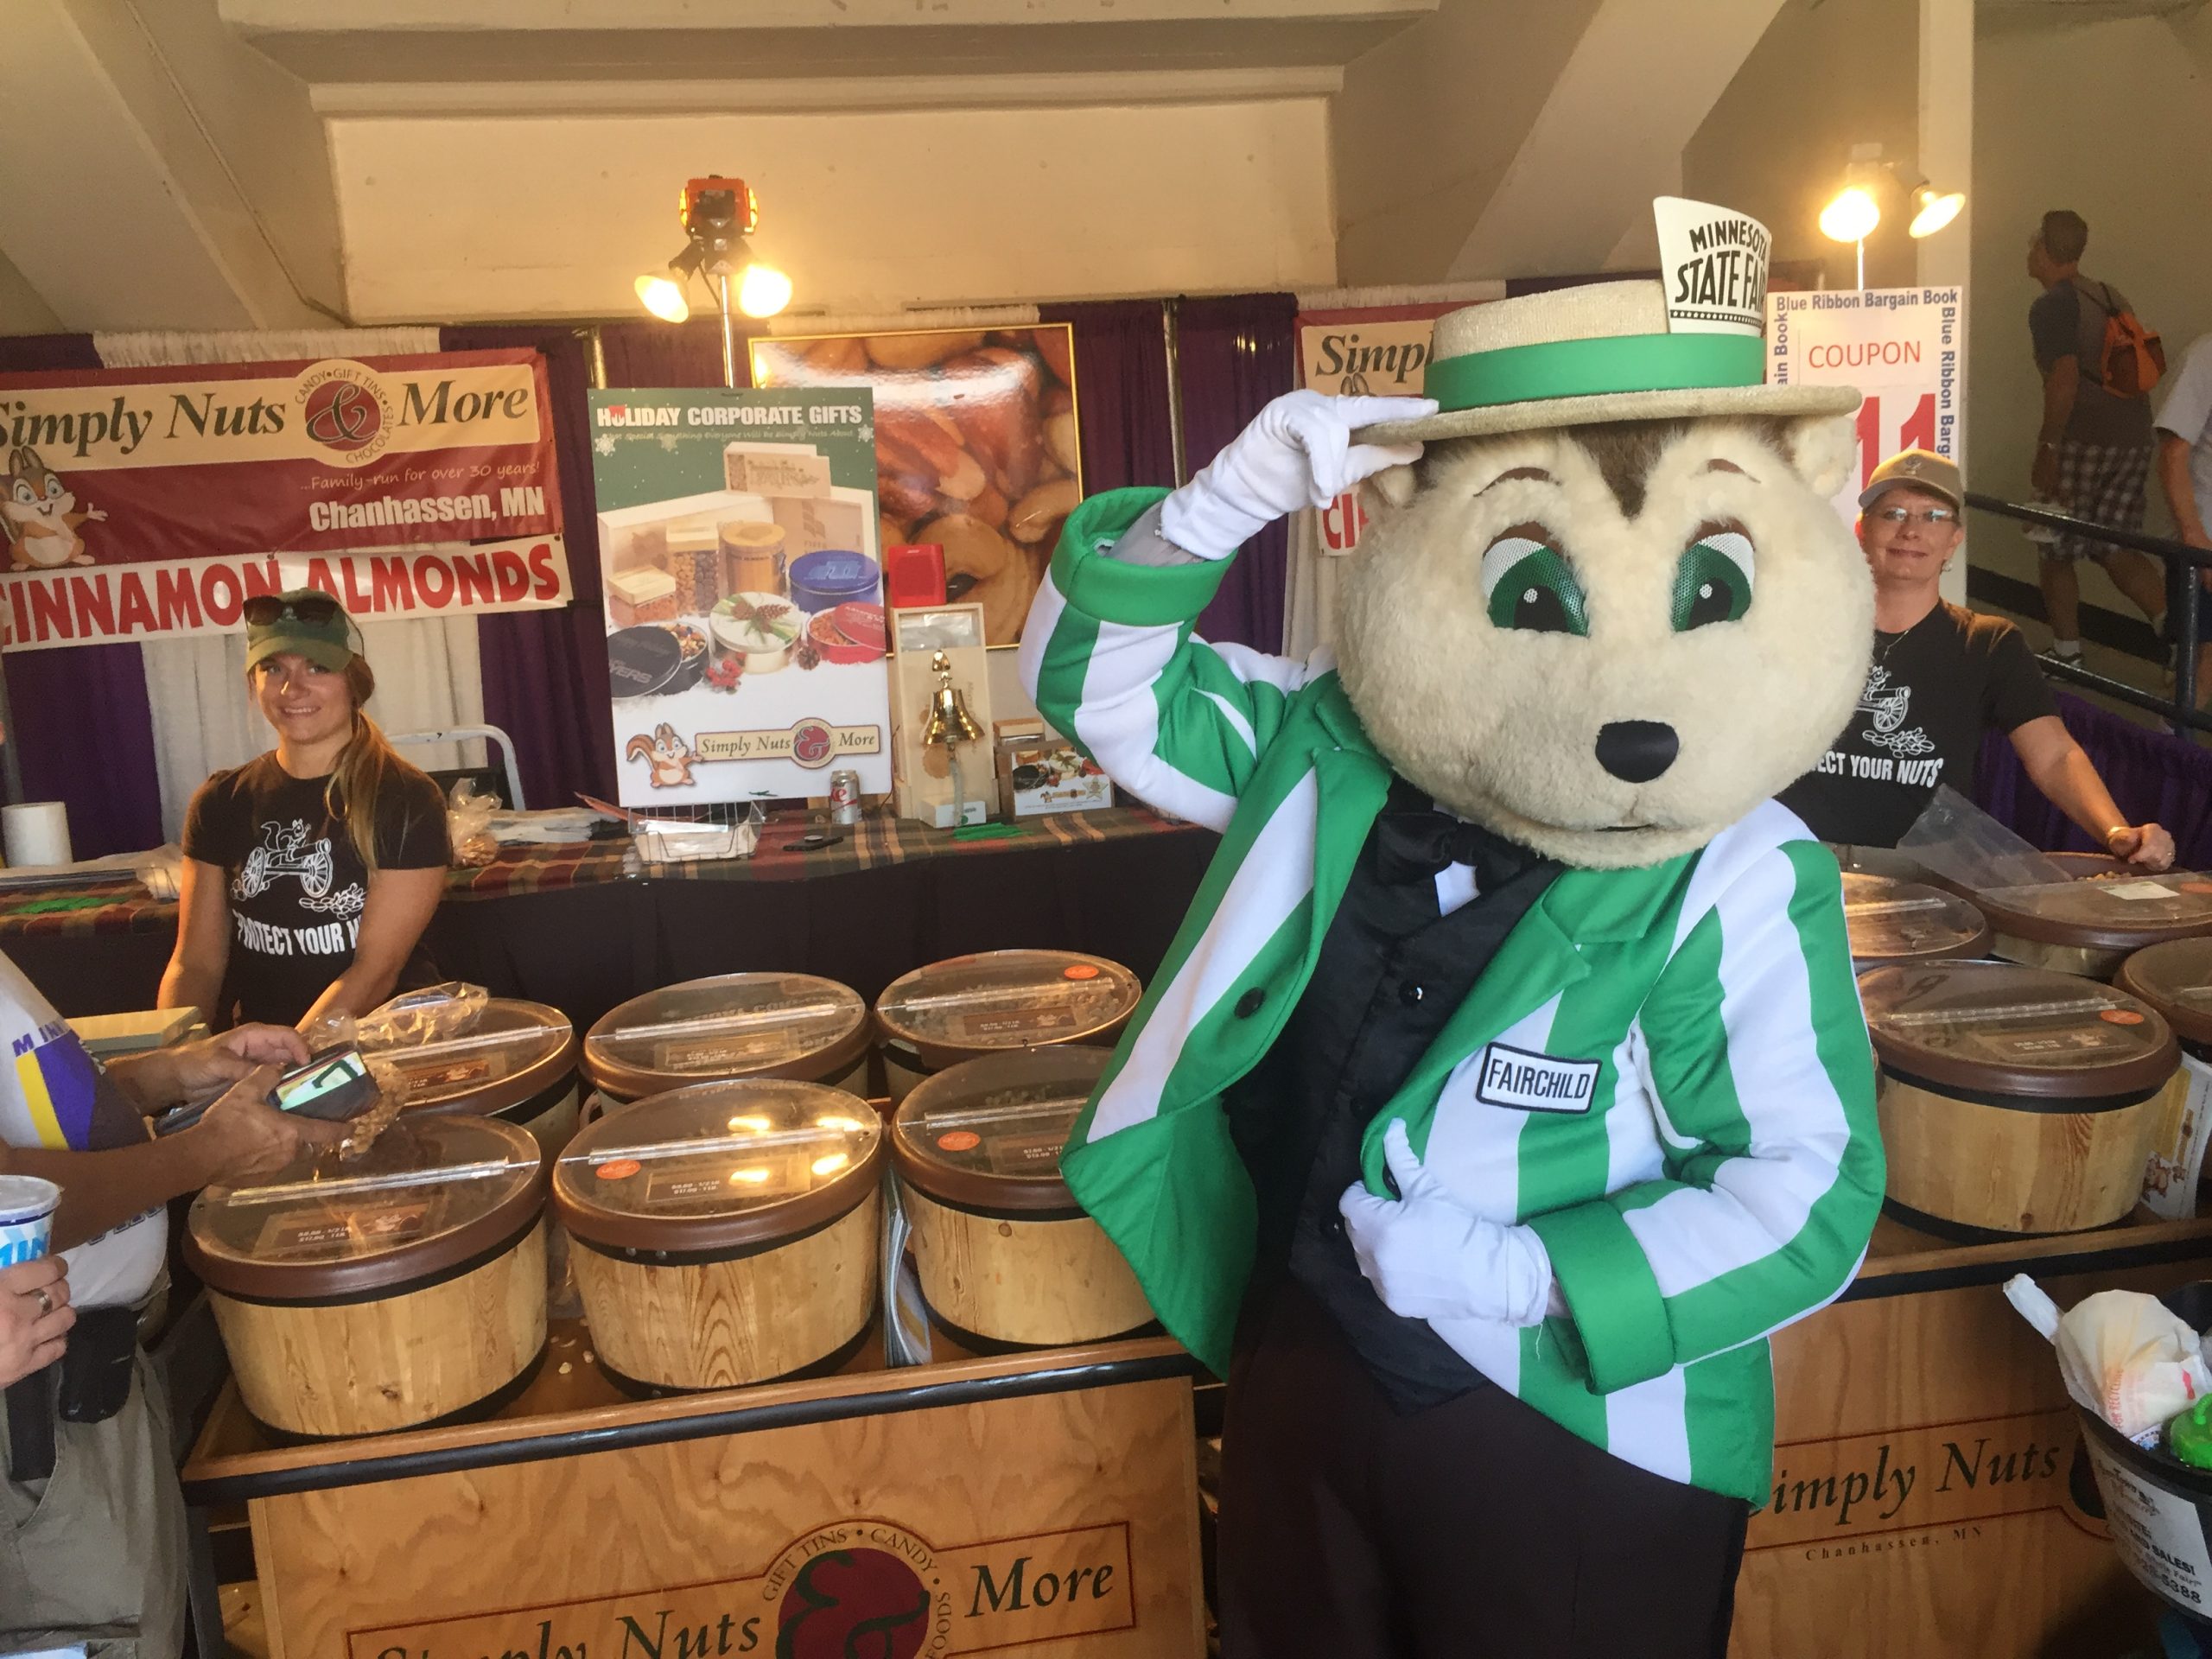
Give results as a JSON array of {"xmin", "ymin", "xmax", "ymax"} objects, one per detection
[{"xmin": 1963, "ymin": 492, "xmax": 2212, "ymax": 739}]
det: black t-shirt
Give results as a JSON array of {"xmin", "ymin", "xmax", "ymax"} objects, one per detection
[
  {"xmin": 182, "ymin": 753, "xmax": 450, "ymax": 1027},
  {"xmin": 1778, "ymin": 601, "xmax": 2058, "ymax": 850}
]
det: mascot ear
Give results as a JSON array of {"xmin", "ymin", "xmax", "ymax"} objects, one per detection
[
  {"xmin": 1785, "ymin": 413, "xmax": 1859, "ymax": 499},
  {"xmin": 1367, "ymin": 462, "xmax": 1420, "ymax": 512}
]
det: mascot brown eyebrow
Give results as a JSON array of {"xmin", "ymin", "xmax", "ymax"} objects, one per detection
[{"xmin": 1020, "ymin": 219, "xmax": 1885, "ymax": 1658}]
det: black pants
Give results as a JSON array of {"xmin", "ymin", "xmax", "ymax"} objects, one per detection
[{"xmin": 1217, "ymin": 1282, "xmax": 1750, "ymax": 1659}]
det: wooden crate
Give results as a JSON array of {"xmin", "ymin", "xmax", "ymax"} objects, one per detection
[
  {"xmin": 1731, "ymin": 1213, "xmax": 2212, "ymax": 1657},
  {"xmin": 185, "ymin": 1326, "xmax": 1203, "ymax": 1659}
]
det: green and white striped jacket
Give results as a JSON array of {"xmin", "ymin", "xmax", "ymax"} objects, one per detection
[{"xmin": 1020, "ymin": 487, "xmax": 1884, "ymax": 1505}]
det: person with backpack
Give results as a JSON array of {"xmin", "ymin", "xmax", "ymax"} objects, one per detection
[{"xmin": 2027, "ymin": 208, "xmax": 2169, "ymax": 666}]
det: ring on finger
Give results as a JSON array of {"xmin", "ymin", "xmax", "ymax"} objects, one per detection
[{"xmin": 33, "ymin": 1287, "xmax": 52, "ymax": 1316}]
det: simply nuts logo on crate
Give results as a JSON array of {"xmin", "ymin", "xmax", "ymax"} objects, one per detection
[{"xmin": 354, "ymin": 1520, "xmax": 1136, "ymax": 1659}]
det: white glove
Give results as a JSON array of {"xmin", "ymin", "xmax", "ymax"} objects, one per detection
[
  {"xmin": 1158, "ymin": 391, "xmax": 1437, "ymax": 561},
  {"xmin": 1339, "ymin": 1122, "xmax": 1554, "ymax": 1327}
]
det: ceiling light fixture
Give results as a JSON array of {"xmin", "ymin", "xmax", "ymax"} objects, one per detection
[{"xmin": 633, "ymin": 175, "xmax": 793, "ymax": 386}]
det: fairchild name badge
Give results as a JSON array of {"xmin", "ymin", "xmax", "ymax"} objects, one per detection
[{"xmin": 1474, "ymin": 1044, "xmax": 1600, "ymax": 1114}]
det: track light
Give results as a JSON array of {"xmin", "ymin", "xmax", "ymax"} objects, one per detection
[
  {"xmin": 1819, "ymin": 188, "xmax": 1882, "ymax": 245},
  {"xmin": 1909, "ymin": 188, "xmax": 1965, "ymax": 239},
  {"xmin": 634, "ymin": 275, "xmax": 690, "ymax": 323}
]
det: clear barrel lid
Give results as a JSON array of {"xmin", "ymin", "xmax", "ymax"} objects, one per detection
[
  {"xmin": 551, "ymin": 1078, "xmax": 882, "ymax": 1255},
  {"xmin": 383, "ymin": 1000, "xmax": 576, "ymax": 1116},
  {"xmin": 2117, "ymin": 938, "xmax": 2212, "ymax": 1047},
  {"xmin": 1858, "ymin": 959, "xmax": 2179, "ymax": 1100},
  {"xmin": 184, "ymin": 1114, "xmax": 546, "ymax": 1300},
  {"xmin": 1842, "ymin": 873, "xmax": 1990, "ymax": 964},
  {"xmin": 1973, "ymin": 871, "xmax": 2212, "ymax": 950},
  {"xmin": 874, "ymin": 950, "xmax": 1141, "ymax": 1067},
  {"xmin": 582, "ymin": 974, "xmax": 868, "ymax": 1098},
  {"xmin": 892, "ymin": 1046, "xmax": 1109, "ymax": 1213}
]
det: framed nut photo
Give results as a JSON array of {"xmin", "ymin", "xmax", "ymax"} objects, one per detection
[{"xmin": 750, "ymin": 326, "xmax": 1083, "ymax": 647}]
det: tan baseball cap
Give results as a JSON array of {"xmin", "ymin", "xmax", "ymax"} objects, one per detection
[{"xmin": 1859, "ymin": 448, "xmax": 1962, "ymax": 512}]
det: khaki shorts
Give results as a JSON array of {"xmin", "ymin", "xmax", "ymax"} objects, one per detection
[{"xmin": 0, "ymin": 1352, "xmax": 187, "ymax": 1659}]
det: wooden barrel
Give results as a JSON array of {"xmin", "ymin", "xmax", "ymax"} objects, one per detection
[
  {"xmin": 873, "ymin": 950, "xmax": 1141, "ymax": 1104},
  {"xmin": 1950, "ymin": 865, "xmax": 2212, "ymax": 980},
  {"xmin": 582, "ymin": 973, "xmax": 870, "ymax": 1104},
  {"xmin": 891, "ymin": 1046, "xmax": 1152, "ymax": 1350},
  {"xmin": 2119, "ymin": 938, "xmax": 2212, "ymax": 1063},
  {"xmin": 1860, "ymin": 959, "xmax": 2181, "ymax": 1236},
  {"xmin": 185, "ymin": 1115, "xmax": 550, "ymax": 1440},
  {"xmin": 553, "ymin": 1079, "xmax": 882, "ymax": 1391},
  {"xmin": 383, "ymin": 999, "xmax": 582, "ymax": 1154},
  {"xmin": 1841, "ymin": 872, "xmax": 1991, "ymax": 968}
]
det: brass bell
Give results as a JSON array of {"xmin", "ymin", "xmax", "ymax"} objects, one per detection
[{"xmin": 918, "ymin": 650, "xmax": 983, "ymax": 747}]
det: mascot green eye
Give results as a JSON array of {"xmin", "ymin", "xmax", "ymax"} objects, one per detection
[
  {"xmin": 1669, "ymin": 530, "xmax": 1755, "ymax": 631},
  {"xmin": 1480, "ymin": 535, "xmax": 1589, "ymax": 636}
]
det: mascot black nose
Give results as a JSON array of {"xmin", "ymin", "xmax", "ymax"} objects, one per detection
[{"xmin": 1594, "ymin": 721, "xmax": 1678, "ymax": 784}]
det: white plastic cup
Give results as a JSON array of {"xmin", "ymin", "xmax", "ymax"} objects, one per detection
[{"xmin": 0, "ymin": 1174, "xmax": 60, "ymax": 1267}]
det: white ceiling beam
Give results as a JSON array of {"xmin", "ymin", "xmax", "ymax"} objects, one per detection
[
  {"xmin": 1446, "ymin": 0, "xmax": 1789, "ymax": 281},
  {"xmin": 311, "ymin": 67, "xmax": 1344, "ymax": 118},
  {"xmin": 0, "ymin": 0, "xmax": 327, "ymax": 331},
  {"xmin": 225, "ymin": 0, "xmax": 1433, "ymax": 29}
]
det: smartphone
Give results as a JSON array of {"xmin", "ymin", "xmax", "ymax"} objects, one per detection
[{"xmin": 269, "ymin": 1046, "xmax": 378, "ymax": 1122}]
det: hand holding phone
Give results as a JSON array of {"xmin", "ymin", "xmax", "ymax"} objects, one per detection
[
  {"xmin": 190, "ymin": 1065, "xmax": 349, "ymax": 1182},
  {"xmin": 269, "ymin": 1046, "xmax": 378, "ymax": 1122}
]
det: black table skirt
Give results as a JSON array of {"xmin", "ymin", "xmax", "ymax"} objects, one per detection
[{"xmin": 12, "ymin": 830, "xmax": 1220, "ymax": 1038}]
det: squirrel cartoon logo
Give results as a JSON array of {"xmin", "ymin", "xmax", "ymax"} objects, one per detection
[
  {"xmin": 3, "ymin": 447, "xmax": 104, "ymax": 570},
  {"xmin": 626, "ymin": 723, "xmax": 700, "ymax": 788}
]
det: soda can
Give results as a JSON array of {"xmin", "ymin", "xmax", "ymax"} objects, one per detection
[{"xmin": 829, "ymin": 770, "xmax": 862, "ymax": 826}]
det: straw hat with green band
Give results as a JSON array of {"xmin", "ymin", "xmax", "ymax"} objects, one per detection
[{"xmin": 1353, "ymin": 280, "xmax": 1859, "ymax": 448}]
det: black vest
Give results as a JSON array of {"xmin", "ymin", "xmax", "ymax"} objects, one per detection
[{"xmin": 1224, "ymin": 779, "xmax": 1560, "ymax": 1412}]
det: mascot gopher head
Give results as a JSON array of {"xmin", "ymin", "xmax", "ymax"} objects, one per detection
[{"xmin": 1339, "ymin": 276, "xmax": 1870, "ymax": 871}]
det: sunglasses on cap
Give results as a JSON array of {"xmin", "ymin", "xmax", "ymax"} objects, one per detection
[{"xmin": 242, "ymin": 593, "xmax": 346, "ymax": 628}]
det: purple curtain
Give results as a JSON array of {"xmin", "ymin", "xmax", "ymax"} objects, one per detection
[
  {"xmin": 598, "ymin": 320, "xmax": 751, "ymax": 391},
  {"xmin": 1174, "ymin": 293, "xmax": 1299, "ymax": 650},
  {"xmin": 1037, "ymin": 301, "xmax": 1175, "ymax": 497},
  {"xmin": 441, "ymin": 325, "xmax": 618, "ymax": 809},
  {"xmin": 0, "ymin": 334, "xmax": 165, "ymax": 856},
  {"xmin": 1976, "ymin": 691, "xmax": 2212, "ymax": 868}
]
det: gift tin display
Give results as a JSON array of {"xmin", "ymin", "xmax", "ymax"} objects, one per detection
[
  {"xmin": 1860, "ymin": 959, "xmax": 2181, "ymax": 1236},
  {"xmin": 788, "ymin": 550, "xmax": 880, "ymax": 613},
  {"xmin": 552, "ymin": 1080, "xmax": 883, "ymax": 1390},
  {"xmin": 2117, "ymin": 938, "xmax": 2212, "ymax": 1061},
  {"xmin": 1841, "ymin": 872, "xmax": 1991, "ymax": 968},
  {"xmin": 891, "ymin": 1046, "xmax": 1149, "ymax": 1349},
  {"xmin": 384, "ymin": 999, "xmax": 582, "ymax": 1154},
  {"xmin": 184, "ymin": 1114, "xmax": 550, "ymax": 1439},
  {"xmin": 582, "ymin": 973, "xmax": 871, "ymax": 1103},
  {"xmin": 1963, "ymin": 870, "xmax": 2212, "ymax": 979},
  {"xmin": 874, "ymin": 950, "xmax": 1143, "ymax": 1103},
  {"xmin": 607, "ymin": 625, "xmax": 684, "ymax": 700}
]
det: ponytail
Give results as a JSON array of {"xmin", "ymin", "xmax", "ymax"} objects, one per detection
[{"xmin": 324, "ymin": 658, "xmax": 430, "ymax": 877}]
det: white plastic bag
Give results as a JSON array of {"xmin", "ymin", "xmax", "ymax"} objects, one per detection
[{"xmin": 2007, "ymin": 1274, "xmax": 2212, "ymax": 1446}]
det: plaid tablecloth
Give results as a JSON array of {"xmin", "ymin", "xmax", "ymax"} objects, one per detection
[{"xmin": 0, "ymin": 806, "xmax": 1200, "ymax": 938}]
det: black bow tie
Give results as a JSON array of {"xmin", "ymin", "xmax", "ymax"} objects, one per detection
[{"xmin": 1372, "ymin": 808, "xmax": 1535, "ymax": 891}]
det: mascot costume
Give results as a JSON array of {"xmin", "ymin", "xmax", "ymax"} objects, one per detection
[{"xmin": 1019, "ymin": 200, "xmax": 1886, "ymax": 1657}]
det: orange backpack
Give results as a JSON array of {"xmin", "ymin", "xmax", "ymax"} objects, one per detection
[{"xmin": 2088, "ymin": 281, "xmax": 2165, "ymax": 397}]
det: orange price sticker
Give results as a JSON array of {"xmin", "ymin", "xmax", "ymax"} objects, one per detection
[
  {"xmin": 2100, "ymin": 1009, "xmax": 2146, "ymax": 1026},
  {"xmin": 2184, "ymin": 882, "xmax": 2212, "ymax": 896},
  {"xmin": 595, "ymin": 1159, "xmax": 643, "ymax": 1180},
  {"xmin": 1063, "ymin": 964, "xmax": 1100, "ymax": 981},
  {"xmin": 937, "ymin": 1130, "xmax": 982, "ymax": 1153}
]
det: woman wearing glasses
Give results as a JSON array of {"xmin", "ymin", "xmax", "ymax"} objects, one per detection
[
  {"xmin": 1779, "ymin": 449, "xmax": 2173, "ymax": 867},
  {"xmin": 159, "ymin": 590, "xmax": 453, "ymax": 1029}
]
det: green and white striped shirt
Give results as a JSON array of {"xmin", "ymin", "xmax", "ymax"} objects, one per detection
[{"xmin": 1020, "ymin": 487, "xmax": 1884, "ymax": 1503}]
